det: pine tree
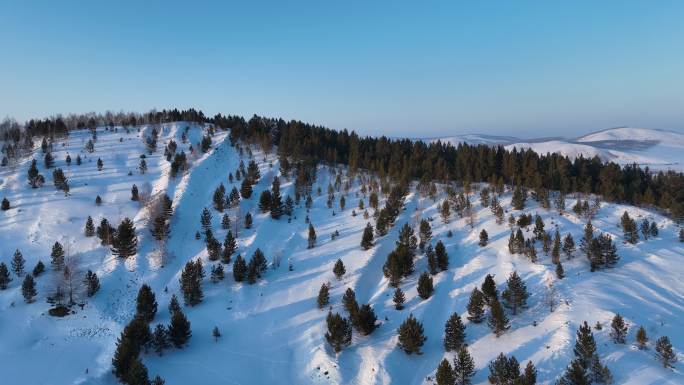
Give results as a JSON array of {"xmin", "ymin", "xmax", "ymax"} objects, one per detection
[
  {"xmin": 426, "ymin": 244, "xmax": 438, "ymax": 275},
  {"xmin": 126, "ymin": 358, "xmax": 149, "ymax": 385},
  {"xmin": 168, "ymin": 308, "xmax": 192, "ymax": 348},
  {"xmin": 325, "ymin": 312, "xmax": 352, "ymax": 353},
  {"xmin": 679, "ymin": 229, "xmax": 684, "ymax": 242},
  {"xmin": 552, "ymin": 230, "xmax": 561, "ymax": 263},
  {"xmin": 168, "ymin": 294, "xmax": 181, "ymax": 315},
  {"xmin": 466, "ymin": 288, "xmax": 486, "ymax": 323},
  {"xmin": 501, "ymin": 271, "xmax": 529, "ymax": 315},
  {"xmin": 393, "ymin": 287, "xmax": 405, "ymax": 310},
  {"xmin": 590, "ymin": 359, "xmax": 613, "ymax": 384},
  {"xmin": 342, "ymin": 287, "xmax": 359, "ymax": 317},
  {"xmin": 573, "ymin": 321, "xmax": 597, "ymax": 369},
  {"xmin": 84, "ymin": 270, "xmax": 100, "ymax": 296},
  {"xmin": 453, "ymin": 347, "xmax": 476, "ymax": 385},
  {"xmin": 479, "ymin": 229, "xmax": 489, "ymax": 246},
  {"xmin": 21, "ymin": 274, "xmax": 37, "ymax": 303},
  {"xmin": 317, "ymin": 283, "xmax": 330, "ymax": 309},
  {"xmin": 244, "ymin": 212, "xmax": 253, "ymax": 229},
  {"xmin": 200, "ymin": 207, "xmax": 212, "ymax": 232},
  {"xmin": 150, "ymin": 376, "xmax": 165, "ymax": 385},
  {"xmin": 131, "ymin": 184, "xmax": 139, "ymax": 201},
  {"xmin": 356, "ymin": 304, "xmax": 378, "ymax": 335},
  {"xmin": 221, "ymin": 213, "xmax": 231, "ymax": 230},
  {"xmin": 512, "ymin": 185, "xmax": 526, "ymax": 210},
  {"xmin": 210, "ymin": 264, "xmax": 225, "ymax": 283},
  {"xmin": 333, "ymin": 259, "xmax": 346, "ymax": 280},
  {"xmin": 11, "ymin": 249, "xmax": 25, "ymax": 276},
  {"xmin": 112, "ymin": 218, "xmax": 138, "ymax": 258},
  {"xmin": 150, "ymin": 215, "xmax": 169, "ymax": 241},
  {"xmin": 0, "ymin": 263, "xmax": 11, "ymax": 289},
  {"xmin": 27, "ymin": 159, "xmax": 44, "ymax": 188},
  {"xmin": 488, "ymin": 353, "xmax": 520, "ymax": 385},
  {"xmin": 521, "ymin": 361, "xmax": 537, "ymax": 385},
  {"xmin": 136, "ymin": 284, "xmax": 158, "ymax": 323},
  {"xmin": 308, "ymin": 223, "xmax": 317, "ymax": 249},
  {"xmin": 397, "ymin": 314, "xmax": 427, "ymax": 354},
  {"xmin": 95, "ymin": 195, "xmax": 102, "ymax": 205},
  {"xmin": 213, "ymin": 184, "xmax": 225, "ymax": 212},
  {"xmin": 559, "ymin": 360, "xmax": 590, "ymax": 385},
  {"xmin": 441, "ymin": 199, "xmax": 451, "ymax": 223},
  {"xmin": 270, "ymin": 177, "xmax": 284, "ymax": 219},
  {"xmin": 533, "ymin": 215, "xmax": 545, "ymax": 240},
  {"xmin": 556, "ymin": 262, "xmax": 565, "ymax": 279},
  {"xmin": 361, "ymin": 222, "xmax": 373, "ymax": 250},
  {"xmin": 233, "ymin": 255, "xmax": 247, "ymax": 282},
  {"xmin": 444, "ymin": 312, "xmax": 466, "ymax": 351},
  {"xmin": 563, "ymin": 233, "xmax": 576, "ymax": 257},
  {"xmin": 97, "ymin": 218, "xmax": 114, "ymax": 245},
  {"xmin": 139, "ymin": 158, "xmax": 147, "ymax": 174},
  {"xmin": 50, "ymin": 242, "xmax": 65, "ymax": 271},
  {"xmin": 481, "ymin": 274, "xmax": 498, "ymax": 304},
  {"xmin": 418, "ymin": 219, "xmax": 432, "ymax": 250},
  {"xmin": 609, "ymin": 313, "xmax": 628, "ymax": 344},
  {"xmin": 636, "ymin": 325, "xmax": 648, "ymax": 350},
  {"xmin": 1, "ymin": 197, "xmax": 9, "ymax": 211},
  {"xmin": 44, "ymin": 152, "xmax": 54, "ymax": 168},
  {"xmin": 487, "ymin": 298, "xmax": 510, "ymax": 337},
  {"xmin": 580, "ymin": 221, "xmax": 594, "ymax": 255},
  {"xmin": 650, "ymin": 221, "xmax": 658, "ymax": 237},
  {"xmin": 435, "ymin": 240, "xmax": 449, "ymax": 271},
  {"xmin": 240, "ymin": 178, "xmax": 253, "ymax": 199},
  {"xmin": 258, "ymin": 190, "xmax": 272, "ymax": 213},
  {"xmin": 417, "ymin": 272, "xmax": 434, "ymax": 299},
  {"xmin": 655, "ymin": 336, "xmax": 676, "ymax": 368},
  {"xmin": 84, "ymin": 216, "xmax": 95, "ymax": 237},
  {"xmin": 284, "ymin": 195, "xmax": 294, "ymax": 217},
  {"xmin": 152, "ymin": 324, "xmax": 170, "ymax": 356},
  {"xmin": 435, "ymin": 359, "xmax": 455, "ymax": 385},
  {"xmin": 96, "ymin": 157, "xmax": 103, "ymax": 171},
  {"xmin": 32, "ymin": 261, "xmax": 45, "ymax": 277},
  {"xmin": 222, "ymin": 231, "xmax": 236, "ymax": 264}
]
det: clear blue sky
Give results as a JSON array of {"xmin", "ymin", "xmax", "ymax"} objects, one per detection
[{"xmin": 1, "ymin": 1, "xmax": 683, "ymax": 138}]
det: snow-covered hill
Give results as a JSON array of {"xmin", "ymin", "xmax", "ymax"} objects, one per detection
[
  {"xmin": 0, "ymin": 124, "xmax": 683, "ymax": 385},
  {"xmin": 426, "ymin": 127, "xmax": 684, "ymax": 172}
]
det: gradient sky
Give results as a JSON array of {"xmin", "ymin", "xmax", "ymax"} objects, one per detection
[{"xmin": 1, "ymin": 1, "xmax": 683, "ymax": 138}]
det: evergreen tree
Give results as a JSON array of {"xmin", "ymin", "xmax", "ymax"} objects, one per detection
[
  {"xmin": 210, "ymin": 264, "xmax": 225, "ymax": 283},
  {"xmin": 453, "ymin": 347, "xmax": 476, "ymax": 385},
  {"xmin": 50, "ymin": 242, "xmax": 65, "ymax": 271},
  {"xmin": 501, "ymin": 271, "xmax": 529, "ymax": 315},
  {"xmin": 512, "ymin": 185, "xmax": 526, "ymax": 210},
  {"xmin": 563, "ymin": 233, "xmax": 576, "ymax": 257},
  {"xmin": 444, "ymin": 312, "xmax": 466, "ymax": 351},
  {"xmin": 0, "ymin": 263, "xmax": 11, "ymax": 289},
  {"xmin": 333, "ymin": 259, "xmax": 346, "ymax": 280},
  {"xmin": 240, "ymin": 178, "xmax": 253, "ymax": 199},
  {"xmin": 233, "ymin": 255, "xmax": 247, "ymax": 282},
  {"xmin": 136, "ymin": 284, "xmax": 158, "ymax": 323},
  {"xmin": 466, "ymin": 288, "xmax": 486, "ymax": 323},
  {"xmin": 44, "ymin": 152, "xmax": 54, "ymax": 168},
  {"xmin": 679, "ymin": 229, "xmax": 684, "ymax": 242},
  {"xmin": 636, "ymin": 325, "xmax": 648, "ymax": 350},
  {"xmin": 258, "ymin": 190, "xmax": 272, "ymax": 213},
  {"xmin": 558, "ymin": 360, "xmax": 590, "ymax": 385},
  {"xmin": 342, "ymin": 287, "xmax": 359, "ymax": 316},
  {"xmin": 284, "ymin": 195, "xmax": 294, "ymax": 217},
  {"xmin": 609, "ymin": 313, "xmax": 628, "ymax": 344},
  {"xmin": 21, "ymin": 274, "xmax": 37, "ymax": 303},
  {"xmin": 573, "ymin": 321, "xmax": 597, "ymax": 369},
  {"xmin": 97, "ymin": 218, "xmax": 115, "ymax": 245},
  {"xmin": 487, "ymin": 298, "xmax": 510, "ymax": 337},
  {"xmin": 95, "ymin": 195, "xmax": 102, "ymax": 205},
  {"xmin": 417, "ymin": 272, "xmax": 434, "ymax": 299},
  {"xmin": 556, "ymin": 262, "xmax": 565, "ymax": 279},
  {"xmin": 131, "ymin": 184, "xmax": 139, "ymax": 201},
  {"xmin": 435, "ymin": 359, "xmax": 455, "ymax": 385},
  {"xmin": 580, "ymin": 221, "xmax": 594, "ymax": 255},
  {"xmin": 84, "ymin": 216, "xmax": 95, "ymax": 237},
  {"xmin": 418, "ymin": 219, "xmax": 432, "ymax": 250},
  {"xmin": 222, "ymin": 231, "xmax": 237, "ymax": 264},
  {"xmin": 481, "ymin": 274, "xmax": 498, "ymax": 304},
  {"xmin": 325, "ymin": 312, "xmax": 352, "ymax": 353},
  {"xmin": 361, "ymin": 222, "xmax": 373, "ymax": 250},
  {"xmin": 112, "ymin": 218, "xmax": 138, "ymax": 258},
  {"xmin": 212, "ymin": 326, "xmax": 221, "ymax": 341},
  {"xmin": 1, "ymin": 197, "xmax": 9, "ymax": 211},
  {"xmin": 435, "ymin": 240, "xmax": 449, "ymax": 271},
  {"xmin": 552, "ymin": 230, "xmax": 561, "ymax": 263},
  {"xmin": 150, "ymin": 215, "xmax": 169, "ymax": 241},
  {"xmin": 168, "ymin": 308, "xmax": 192, "ymax": 348},
  {"xmin": 200, "ymin": 207, "xmax": 212, "ymax": 232},
  {"xmin": 244, "ymin": 212, "xmax": 253, "ymax": 229},
  {"xmin": 393, "ymin": 287, "xmax": 405, "ymax": 310},
  {"xmin": 32, "ymin": 261, "xmax": 45, "ymax": 277},
  {"xmin": 533, "ymin": 215, "xmax": 545, "ymax": 240},
  {"xmin": 168, "ymin": 294, "xmax": 181, "ymax": 315},
  {"xmin": 152, "ymin": 324, "xmax": 170, "ymax": 356},
  {"xmin": 308, "ymin": 223, "xmax": 317, "ymax": 248},
  {"xmin": 441, "ymin": 200, "xmax": 451, "ymax": 223},
  {"xmin": 649, "ymin": 221, "xmax": 659, "ymax": 237},
  {"xmin": 426, "ymin": 244, "xmax": 438, "ymax": 275},
  {"xmin": 221, "ymin": 213, "xmax": 231, "ymax": 230},
  {"xmin": 655, "ymin": 336, "xmax": 676, "ymax": 368},
  {"xmin": 150, "ymin": 376, "xmax": 165, "ymax": 385},
  {"xmin": 521, "ymin": 361, "xmax": 537, "ymax": 385},
  {"xmin": 139, "ymin": 158, "xmax": 147, "ymax": 174},
  {"xmin": 11, "ymin": 249, "xmax": 25, "ymax": 276},
  {"xmin": 479, "ymin": 229, "xmax": 489, "ymax": 246},
  {"xmin": 126, "ymin": 358, "xmax": 150, "ymax": 385},
  {"xmin": 397, "ymin": 314, "xmax": 427, "ymax": 354},
  {"xmin": 96, "ymin": 157, "xmax": 103, "ymax": 170},
  {"xmin": 317, "ymin": 283, "xmax": 330, "ymax": 309},
  {"xmin": 180, "ymin": 260, "xmax": 204, "ymax": 306},
  {"xmin": 487, "ymin": 353, "xmax": 520, "ymax": 385},
  {"xmin": 213, "ymin": 184, "xmax": 225, "ymax": 212},
  {"xmin": 84, "ymin": 270, "xmax": 100, "ymax": 296},
  {"xmin": 356, "ymin": 304, "xmax": 378, "ymax": 335},
  {"xmin": 27, "ymin": 159, "xmax": 45, "ymax": 188},
  {"xmin": 270, "ymin": 177, "xmax": 284, "ymax": 219}
]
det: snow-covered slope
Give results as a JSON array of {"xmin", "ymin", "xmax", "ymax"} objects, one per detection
[{"xmin": 0, "ymin": 124, "xmax": 683, "ymax": 385}]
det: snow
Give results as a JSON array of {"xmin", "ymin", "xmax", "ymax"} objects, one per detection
[{"xmin": 0, "ymin": 123, "xmax": 683, "ymax": 385}]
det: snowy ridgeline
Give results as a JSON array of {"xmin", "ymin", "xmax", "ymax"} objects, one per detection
[{"xmin": 0, "ymin": 123, "xmax": 682, "ymax": 385}]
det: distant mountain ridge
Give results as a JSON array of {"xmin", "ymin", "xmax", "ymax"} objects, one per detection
[{"xmin": 425, "ymin": 127, "xmax": 684, "ymax": 172}]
